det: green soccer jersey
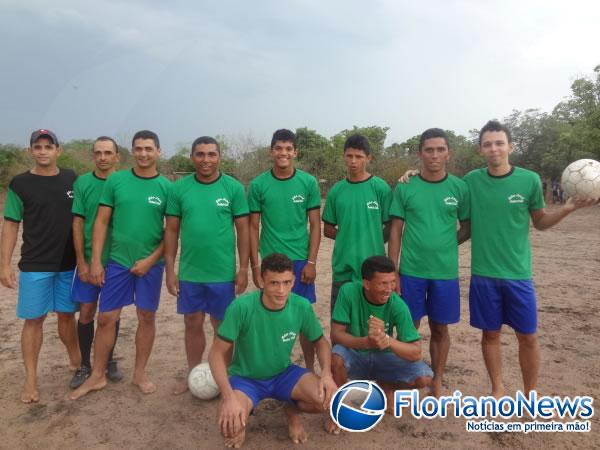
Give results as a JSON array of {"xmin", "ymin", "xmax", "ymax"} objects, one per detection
[
  {"xmin": 463, "ymin": 167, "xmax": 545, "ymax": 280},
  {"xmin": 72, "ymin": 172, "xmax": 112, "ymax": 266},
  {"xmin": 390, "ymin": 174, "xmax": 470, "ymax": 279},
  {"xmin": 218, "ymin": 290, "xmax": 324, "ymax": 379},
  {"xmin": 166, "ymin": 173, "xmax": 249, "ymax": 283},
  {"xmin": 247, "ymin": 169, "xmax": 321, "ymax": 261},
  {"xmin": 322, "ymin": 176, "xmax": 392, "ymax": 282},
  {"xmin": 99, "ymin": 169, "xmax": 171, "ymax": 268},
  {"xmin": 332, "ymin": 281, "xmax": 420, "ymax": 354}
]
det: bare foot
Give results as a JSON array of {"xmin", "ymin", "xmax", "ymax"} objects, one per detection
[
  {"xmin": 491, "ymin": 386, "xmax": 505, "ymax": 399},
  {"xmin": 172, "ymin": 377, "xmax": 188, "ymax": 395},
  {"xmin": 70, "ymin": 375, "xmax": 107, "ymax": 400},
  {"xmin": 133, "ymin": 375, "xmax": 157, "ymax": 394},
  {"xmin": 224, "ymin": 428, "xmax": 246, "ymax": 448},
  {"xmin": 21, "ymin": 382, "xmax": 40, "ymax": 404},
  {"xmin": 287, "ymin": 409, "xmax": 308, "ymax": 444},
  {"xmin": 323, "ymin": 418, "xmax": 341, "ymax": 435},
  {"xmin": 428, "ymin": 379, "xmax": 443, "ymax": 398}
]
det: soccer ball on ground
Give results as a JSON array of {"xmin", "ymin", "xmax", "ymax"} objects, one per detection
[
  {"xmin": 561, "ymin": 159, "xmax": 600, "ymax": 200},
  {"xmin": 188, "ymin": 362, "xmax": 220, "ymax": 400}
]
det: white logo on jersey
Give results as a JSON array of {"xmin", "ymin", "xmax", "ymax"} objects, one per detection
[
  {"xmin": 281, "ymin": 331, "xmax": 297, "ymax": 343},
  {"xmin": 444, "ymin": 196, "xmax": 458, "ymax": 206},
  {"xmin": 216, "ymin": 198, "xmax": 230, "ymax": 207},
  {"xmin": 508, "ymin": 194, "xmax": 525, "ymax": 204},
  {"xmin": 367, "ymin": 201, "xmax": 379, "ymax": 210},
  {"xmin": 66, "ymin": 190, "xmax": 74, "ymax": 199},
  {"xmin": 148, "ymin": 196, "xmax": 162, "ymax": 206},
  {"xmin": 292, "ymin": 194, "xmax": 305, "ymax": 203}
]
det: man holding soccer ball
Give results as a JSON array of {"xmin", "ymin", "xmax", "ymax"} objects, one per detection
[
  {"xmin": 465, "ymin": 120, "xmax": 597, "ymax": 397},
  {"xmin": 399, "ymin": 120, "xmax": 597, "ymax": 397}
]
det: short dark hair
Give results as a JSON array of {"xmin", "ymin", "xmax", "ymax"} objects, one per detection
[
  {"xmin": 94, "ymin": 136, "xmax": 119, "ymax": 153},
  {"xmin": 419, "ymin": 128, "xmax": 449, "ymax": 151},
  {"xmin": 261, "ymin": 253, "xmax": 293, "ymax": 276},
  {"xmin": 344, "ymin": 134, "xmax": 370, "ymax": 155},
  {"xmin": 271, "ymin": 129, "xmax": 296, "ymax": 149},
  {"xmin": 132, "ymin": 130, "xmax": 160, "ymax": 149},
  {"xmin": 191, "ymin": 136, "xmax": 220, "ymax": 154},
  {"xmin": 479, "ymin": 120, "xmax": 512, "ymax": 145},
  {"xmin": 361, "ymin": 256, "xmax": 396, "ymax": 280}
]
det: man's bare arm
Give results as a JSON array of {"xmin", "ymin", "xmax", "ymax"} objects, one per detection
[
  {"xmin": 234, "ymin": 215, "xmax": 250, "ymax": 294},
  {"xmin": 301, "ymin": 209, "xmax": 321, "ymax": 284},
  {"xmin": 457, "ymin": 220, "xmax": 471, "ymax": 245},
  {"xmin": 249, "ymin": 213, "xmax": 262, "ymax": 288},
  {"xmin": 164, "ymin": 216, "xmax": 181, "ymax": 296},
  {"xmin": 89, "ymin": 206, "xmax": 112, "ymax": 285},
  {"xmin": 0, "ymin": 220, "xmax": 19, "ymax": 288},
  {"xmin": 323, "ymin": 222, "xmax": 337, "ymax": 240},
  {"xmin": 530, "ymin": 197, "xmax": 598, "ymax": 231},
  {"xmin": 72, "ymin": 216, "xmax": 89, "ymax": 282},
  {"xmin": 387, "ymin": 218, "xmax": 404, "ymax": 269},
  {"xmin": 330, "ymin": 321, "xmax": 372, "ymax": 350},
  {"xmin": 388, "ymin": 339, "xmax": 422, "ymax": 362}
]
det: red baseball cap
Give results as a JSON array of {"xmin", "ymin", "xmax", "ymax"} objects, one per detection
[{"xmin": 30, "ymin": 129, "xmax": 59, "ymax": 146}]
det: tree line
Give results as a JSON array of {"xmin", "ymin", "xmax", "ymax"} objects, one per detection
[{"xmin": 1, "ymin": 65, "xmax": 599, "ymax": 193}]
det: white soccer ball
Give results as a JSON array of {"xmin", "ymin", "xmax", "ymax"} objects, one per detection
[
  {"xmin": 561, "ymin": 159, "xmax": 600, "ymax": 200},
  {"xmin": 188, "ymin": 362, "xmax": 220, "ymax": 400}
]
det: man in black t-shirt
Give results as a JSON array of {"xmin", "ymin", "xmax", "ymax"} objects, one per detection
[{"xmin": 0, "ymin": 129, "xmax": 81, "ymax": 403}]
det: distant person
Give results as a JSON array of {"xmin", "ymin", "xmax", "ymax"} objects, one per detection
[
  {"xmin": 330, "ymin": 256, "xmax": 432, "ymax": 407},
  {"xmin": 70, "ymin": 137, "xmax": 123, "ymax": 389},
  {"xmin": 165, "ymin": 136, "xmax": 249, "ymax": 394},
  {"xmin": 0, "ymin": 129, "xmax": 80, "ymax": 403},
  {"xmin": 542, "ymin": 180, "xmax": 547, "ymax": 200},
  {"xmin": 71, "ymin": 130, "xmax": 171, "ymax": 400},
  {"xmin": 552, "ymin": 180, "xmax": 560, "ymax": 204},
  {"xmin": 248, "ymin": 128, "xmax": 321, "ymax": 370},
  {"xmin": 208, "ymin": 253, "xmax": 338, "ymax": 447},
  {"xmin": 323, "ymin": 134, "xmax": 392, "ymax": 312},
  {"xmin": 388, "ymin": 128, "xmax": 470, "ymax": 397}
]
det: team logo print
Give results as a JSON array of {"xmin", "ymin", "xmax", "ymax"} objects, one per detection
[
  {"xmin": 216, "ymin": 198, "xmax": 230, "ymax": 207},
  {"xmin": 281, "ymin": 331, "xmax": 297, "ymax": 343},
  {"xmin": 292, "ymin": 194, "xmax": 305, "ymax": 203},
  {"xmin": 66, "ymin": 190, "xmax": 74, "ymax": 199},
  {"xmin": 330, "ymin": 380, "xmax": 386, "ymax": 432},
  {"xmin": 366, "ymin": 201, "xmax": 379, "ymax": 210},
  {"xmin": 148, "ymin": 196, "xmax": 162, "ymax": 206},
  {"xmin": 508, "ymin": 194, "xmax": 525, "ymax": 204},
  {"xmin": 444, "ymin": 196, "xmax": 458, "ymax": 206}
]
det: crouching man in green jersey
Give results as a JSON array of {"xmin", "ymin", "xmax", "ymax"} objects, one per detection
[
  {"xmin": 209, "ymin": 253, "xmax": 338, "ymax": 448},
  {"xmin": 330, "ymin": 256, "xmax": 433, "ymax": 409}
]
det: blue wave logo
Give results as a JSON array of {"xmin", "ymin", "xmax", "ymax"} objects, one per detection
[{"xmin": 330, "ymin": 380, "xmax": 386, "ymax": 432}]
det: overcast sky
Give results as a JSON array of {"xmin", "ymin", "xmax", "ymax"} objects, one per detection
[{"xmin": 1, "ymin": 0, "xmax": 598, "ymax": 154}]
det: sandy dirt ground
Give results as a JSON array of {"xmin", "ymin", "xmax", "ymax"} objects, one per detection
[{"xmin": 0, "ymin": 204, "xmax": 598, "ymax": 449}]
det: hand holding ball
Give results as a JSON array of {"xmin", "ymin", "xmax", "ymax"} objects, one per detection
[{"xmin": 561, "ymin": 159, "xmax": 600, "ymax": 201}]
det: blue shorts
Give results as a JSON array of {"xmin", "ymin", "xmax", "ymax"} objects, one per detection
[
  {"xmin": 17, "ymin": 270, "xmax": 78, "ymax": 319},
  {"xmin": 229, "ymin": 364, "xmax": 309, "ymax": 409},
  {"xmin": 72, "ymin": 267, "xmax": 101, "ymax": 303},
  {"xmin": 469, "ymin": 275, "xmax": 537, "ymax": 334},
  {"xmin": 400, "ymin": 274, "xmax": 460, "ymax": 324},
  {"xmin": 177, "ymin": 280, "xmax": 235, "ymax": 320},
  {"xmin": 292, "ymin": 260, "xmax": 316, "ymax": 303},
  {"xmin": 98, "ymin": 261, "xmax": 164, "ymax": 313},
  {"xmin": 332, "ymin": 344, "xmax": 433, "ymax": 383}
]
